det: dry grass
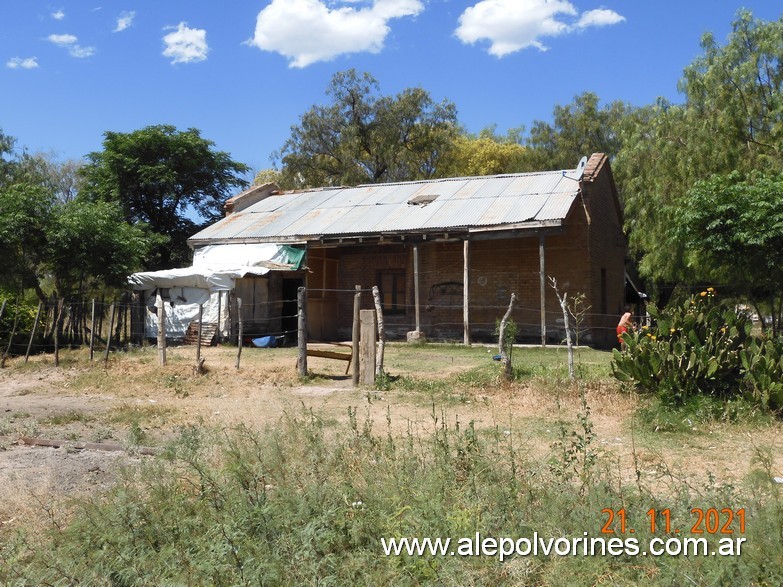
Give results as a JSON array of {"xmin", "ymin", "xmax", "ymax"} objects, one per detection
[{"xmin": 0, "ymin": 342, "xmax": 781, "ymax": 511}]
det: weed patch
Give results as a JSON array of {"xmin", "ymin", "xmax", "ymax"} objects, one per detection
[{"xmin": 3, "ymin": 408, "xmax": 782, "ymax": 586}]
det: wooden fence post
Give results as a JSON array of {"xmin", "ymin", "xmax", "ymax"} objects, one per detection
[
  {"xmin": 24, "ymin": 301, "xmax": 43, "ymax": 364},
  {"xmin": 156, "ymin": 293, "xmax": 166, "ymax": 366},
  {"xmin": 297, "ymin": 287, "xmax": 307, "ymax": 377},
  {"xmin": 498, "ymin": 293, "xmax": 517, "ymax": 381},
  {"xmin": 359, "ymin": 309, "xmax": 376, "ymax": 386},
  {"xmin": 89, "ymin": 299, "xmax": 96, "ymax": 361},
  {"xmin": 195, "ymin": 304, "xmax": 204, "ymax": 374},
  {"xmin": 104, "ymin": 303, "xmax": 116, "ymax": 366},
  {"xmin": 54, "ymin": 298, "xmax": 64, "ymax": 367},
  {"xmin": 1, "ymin": 303, "xmax": 20, "ymax": 368},
  {"xmin": 371, "ymin": 286, "xmax": 385, "ymax": 377},
  {"xmin": 352, "ymin": 285, "xmax": 361, "ymax": 387},
  {"xmin": 235, "ymin": 297, "xmax": 243, "ymax": 370}
]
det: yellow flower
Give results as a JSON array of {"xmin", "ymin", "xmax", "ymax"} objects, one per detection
[
  {"xmin": 700, "ymin": 291, "xmax": 707, "ymax": 297},
  {"xmin": 707, "ymin": 287, "xmax": 714, "ymax": 292},
  {"xmin": 651, "ymin": 335, "xmax": 657, "ymax": 341},
  {"xmin": 670, "ymin": 328, "xmax": 676, "ymax": 334}
]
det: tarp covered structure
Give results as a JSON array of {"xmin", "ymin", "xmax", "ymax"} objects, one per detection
[
  {"xmin": 128, "ymin": 243, "xmax": 304, "ymax": 294},
  {"xmin": 128, "ymin": 243, "xmax": 305, "ymax": 339}
]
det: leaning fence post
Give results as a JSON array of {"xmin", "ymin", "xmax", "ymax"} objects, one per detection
[
  {"xmin": 24, "ymin": 301, "xmax": 43, "ymax": 364},
  {"xmin": 297, "ymin": 287, "xmax": 307, "ymax": 377}
]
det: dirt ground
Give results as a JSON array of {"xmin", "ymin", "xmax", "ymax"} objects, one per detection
[{"xmin": 1, "ymin": 343, "xmax": 782, "ymax": 533}]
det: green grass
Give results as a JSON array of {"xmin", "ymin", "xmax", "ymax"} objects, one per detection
[
  {"xmin": 3, "ymin": 407, "xmax": 782, "ymax": 586},
  {"xmin": 43, "ymin": 410, "xmax": 93, "ymax": 426}
]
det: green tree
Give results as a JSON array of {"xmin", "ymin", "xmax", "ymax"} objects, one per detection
[
  {"xmin": 46, "ymin": 200, "xmax": 157, "ymax": 299},
  {"xmin": 526, "ymin": 92, "xmax": 635, "ymax": 170},
  {"xmin": 436, "ymin": 126, "xmax": 530, "ymax": 177},
  {"xmin": 614, "ymin": 10, "xmax": 783, "ymax": 294},
  {"xmin": 19, "ymin": 153, "xmax": 84, "ymax": 203},
  {"xmin": 80, "ymin": 125, "xmax": 250, "ymax": 269},
  {"xmin": 274, "ymin": 69, "xmax": 459, "ymax": 188},
  {"xmin": 675, "ymin": 172, "xmax": 783, "ymax": 335},
  {"xmin": 0, "ymin": 182, "xmax": 55, "ymax": 300},
  {"xmin": 1, "ymin": 128, "xmax": 20, "ymax": 188}
]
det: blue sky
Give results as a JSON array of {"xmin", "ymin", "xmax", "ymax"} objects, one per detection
[{"xmin": 1, "ymin": 1, "xmax": 781, "ymax": 181}]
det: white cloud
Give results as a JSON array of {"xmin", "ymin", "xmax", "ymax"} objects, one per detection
[
  {"xmin": 6, "ymin": 57, "xmax": 39, "ymax": 69},
  {"xmin": 576, "ymin": 8, "xmax": 625, "ymax": 29},
  {"xmin": 249, "ymin": 0, "xmax": 424, "ymax": 68},
  {"xmin": 47, "ymin": 33, "xmax": 96, "ymax": 58},
  {"xmin": 47, "ymin": 33, "xmax": 78, "ymax": 46},
  {"xmin": 51, "ymin": 10, "xmax": 65, "ymax": 20},
  {"xmin": 114, "ymin": 10, "xmax": 136, "ymax": 33},
  {"xmin": 68, "ymin": 45, "xmax": 96, "ymax": 58},
  {"xmin": 162, "ymin": 22, "xmax": 209, "ymax": 64},
  {"xmin": 455, "ymin": 0, "xmax": 624, "ymax": 57}
]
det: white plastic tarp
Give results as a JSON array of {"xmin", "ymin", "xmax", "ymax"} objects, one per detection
[
  {"xmin": 128, "ymin": 266, "xmax": 236, "ymax": 293},
  {"xmin": 192, "ymin": 243, "xmax": 283, "ymax": 271},
  {"xmin": 144, "ymin": 292, "xmax": 227, "ymax": 339},
  {"xmin": 128, "ymin": 243, "xmax": 286, "ymax": 293}
]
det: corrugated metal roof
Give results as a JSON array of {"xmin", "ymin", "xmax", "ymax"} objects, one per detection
[{"xmin": 189, "ymin": 168, "xmax": 581, "ymax": 244}]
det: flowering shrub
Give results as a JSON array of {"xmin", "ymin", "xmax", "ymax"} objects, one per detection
[{"xmin": 612, "ymin": 290, "xmax": 783, "ymax": 408}]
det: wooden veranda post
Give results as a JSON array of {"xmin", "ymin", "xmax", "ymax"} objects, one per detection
[
  {"xmin": 413, "ymin": 245, "xmax": 421, "ymax": 333},
  {"xmin": 539, "ymin": 234, "xmax": 547, "ymax": 348},
  {"xmin": 296, "ymin": 287, "xmax": 307, "ymax": 377},
  {"xmin": 463, "ymin": 239, "xmax": 471, "ymax": 345},
  {"xmin": 352, "ymin": 285, "xmax": 361, "ymax": 387}
]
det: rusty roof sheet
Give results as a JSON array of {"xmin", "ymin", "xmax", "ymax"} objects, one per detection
[{"xmin": 190, "ymin": 168, "xmax": 581, "ymax": 244}]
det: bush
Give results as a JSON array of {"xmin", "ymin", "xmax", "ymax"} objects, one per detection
[{"xmin": 612, "ymin": 290, "xmax": 783, "ymax": 408}]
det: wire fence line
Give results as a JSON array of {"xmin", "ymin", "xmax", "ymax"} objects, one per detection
[{"xmin": 0, "ymin": 284, "xmax": 627, "ymax": 361}]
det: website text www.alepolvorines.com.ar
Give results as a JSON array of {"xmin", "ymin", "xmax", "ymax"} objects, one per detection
[{"xmin": 381, "ymin": 532, "xmax": 746, "ymax": 562}]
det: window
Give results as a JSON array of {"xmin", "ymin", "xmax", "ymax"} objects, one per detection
[{"xmin": 378, "ymin": 270, "xmax": 406, "ymax": 315}]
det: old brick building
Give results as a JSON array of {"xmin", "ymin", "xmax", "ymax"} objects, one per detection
[{"xmin": 186, "ymin": 153, "xmax": 626, "ymax": 348}]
